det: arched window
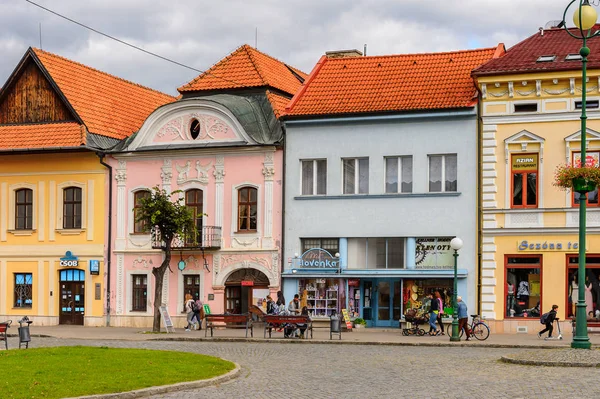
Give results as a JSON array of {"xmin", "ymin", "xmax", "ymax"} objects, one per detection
[
  {"xmin": 63, "ymin": 187, "xmax": 82, "ymax": 229},
  {"xmin": 190, "ymin": 119, "xmax": 201, "ymax": 140},
  {"xmin": 134, "ymin": 190, "xmax": 151, "ymax": 233},
  {"xmin": 15, "ymin": 188, "xmax": 33, "ymax": 230},
  {"xmin": 185, "ymin": 189, "xmax": 203, "ymax": 244},
  {"xmin": 237, "ymin": 187, "xmax": 257, "ymax": 232}
]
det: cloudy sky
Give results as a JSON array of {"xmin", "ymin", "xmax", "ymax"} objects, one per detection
[{"xmin": 0, "ymin": 0, "xmax": 576, "ymax": 95}]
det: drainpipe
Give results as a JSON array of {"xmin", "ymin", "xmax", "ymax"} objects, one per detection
[
  {"xmin": 280, "ymin": 127, "xmax": 287, "ymax": 286},
  {"xmin": 474, "ymin": 84, "xmax": 484, "ymax": 317},
  {"xmin": 97, "ymin": 152, "xmax": 113, "ymax": 327}
]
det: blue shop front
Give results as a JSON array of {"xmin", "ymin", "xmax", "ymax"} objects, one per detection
[{"xmin": 282, "ymin": 238, "xmax": 470, "ymax": 327}]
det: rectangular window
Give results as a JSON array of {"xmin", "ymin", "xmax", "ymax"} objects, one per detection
[
  {"xmin": 385, "ymin": 156, "xmax": 413, "ymax": 193},
  {"xmin": 347, "ymin": 238, "xmax": 405, "ymax": 269},
  {"xmin": 511, "ymin": 154, "xmax": 538, "ymax": 208},
  {"xmin": 14, "ymin": 273, "xmax": 32, "ymax": 308},
  {"xmin": 343, "ymin": 158, "xmax": 369, "ymax": 194},
  {"xmin": 133, "ymin": 191, "xmax": 151, "ymax": 233},
  {"xmin": 183, "ymin": 275, "xmax": 201, "ymax": 312},
  {"xmin": 63, "ymin": 187, "xmax": 82, "ymax": 229},
  {"xmin": 132, "ymin": 274, "xmax": 147, "ymax": 311},
  {"xmin": 301, "ymin": 159, "xmax": 327, "ymax": 195},
  {"xmin": 428, "ymin": 154, "xmax": 457, "ymax": 192},
  {"xmin": 15, "ymin": 188, "xmax": 33, "ymax": 230},
  {"xmin": 575, "ymin": 100, "xmax": 599, "ymax": 109},
  {"xmin": 238, "ymin": 187, "xmax": 258, "ymax": 231},
  {"xmin": 514, "ymin": 103, "xmax": 538, "ymax": 113},
  {"xmin": 505, "ymin": 256, "xmax": 541, "ymax": 318},
  {"xmin": 301, "ymin": 238, "xmax": 339, "ymax": 256},
  {"xmin": 573, "ymin": 151, "xmax": 600, "ymax": 207}
]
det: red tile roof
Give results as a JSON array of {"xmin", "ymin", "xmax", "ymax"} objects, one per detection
[
  {"xmin": 32, "ymin": 48, "xmax": 175, "ymax": 140},
  {"xmin": 178, "ymin": 44, "xmax": 307, "ymax": 96},
  {"xmin": 0, "ymin": 122, "xmax": 85, "ymax": 149},
  {"xmin": 285, "ymin": 46, "xmax": 503, "ymax": 117},
  {"xmin": 266, "ymin": 90, "xmax": 292, "ymax": 119},
  {"xmin": 473, "ymin": 26, "xmax": 600, "ymax": 76}
]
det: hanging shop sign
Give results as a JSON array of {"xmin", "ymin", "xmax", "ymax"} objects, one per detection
[
  {"xmin": 517, "ymin": 240, "xmax": 582, "ymax": 252},
  {"xmin": 89, "ymin": 260, "xmax": 100, "ymax": 275},
  {"xmin": 512, "ymin": 154, "xmax": 538, "ymax": 170},
  {"xmin": 415, "ymin": 238, "xmax": 453, "ymax": 269},
  {"xmin": 348, "ymin": 279, "xmax": 360, "ymax": 287},
  {"xmin": 295, "ymin": 248, "xmax": 340, "ymax": 269},
  {"xmin": 60, "ymin": 251, "xmax": 79, "ymax": 268}
]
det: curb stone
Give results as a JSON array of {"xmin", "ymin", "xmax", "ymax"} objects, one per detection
[
  {"xmin": 500, "ymin": 356, "xmax": 600, "ymax": 367},
  {"xmin": 65, "ymin": 362, "xmax": 241, "ymax": 399}
]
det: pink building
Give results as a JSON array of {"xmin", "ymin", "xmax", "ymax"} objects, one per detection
[{"xmin": 107, "ymin": 45, "xmax": 307, "ymax": 327}]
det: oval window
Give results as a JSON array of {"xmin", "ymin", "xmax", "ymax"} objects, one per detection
[{"xmin": 190, "ymin": 119, "xmax": 201, "ymax": 140}]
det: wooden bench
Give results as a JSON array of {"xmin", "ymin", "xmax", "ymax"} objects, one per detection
[
  {"xmin": 0, "ymin": 321, "xmax": 11, "ymax": 350},
  {"xmin": 264, "ymin": 315, "xmax": 312, "ymax": 339},
  {"xmin": 204, "ymin": 314, "xmax": 252, "ymax": 338}
]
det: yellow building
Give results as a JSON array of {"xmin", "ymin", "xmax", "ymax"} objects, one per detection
[
  {"xmin": 0, "ymin": 48, "xmax": 173, "ymax": 325},
  {"xmin": 473, "ymin": 26, "xmax": 600, "ymax": 333}
]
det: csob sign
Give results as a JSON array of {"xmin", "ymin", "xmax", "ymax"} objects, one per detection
[
  {"xmin": 60, "ymin": 251, "xmax": 79, "ymax": 267},
  {"xmin": 296, "ymin": 248, "xmax": 339, "ymax": 269}
]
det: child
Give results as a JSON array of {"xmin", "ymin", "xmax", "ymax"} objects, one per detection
[{"xmin": 538, "ymin": 304, "xmax": 558, "ymax": 339}]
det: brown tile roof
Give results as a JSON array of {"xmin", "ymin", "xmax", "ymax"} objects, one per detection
[
  {"xmin": 32, "ymin": 48, "xmax": 175, "ymax": 140},
  {"xmin": 178, "ymin": 44, "xmax": 307, "ymax": 96},
  {"xmin": 473, "ymin": 26, "xmax": 600, "ymax": 76},
  {"xmin": 266, "ymin": 90, "xmax": 292, "ymax": 119},
  {"xmin": 285, "ymin": 46, "xmax": 504, "ymax": 117},
  {"xmin": 0, "ymin": 122, "xmax": 85, "ymax": 149}
]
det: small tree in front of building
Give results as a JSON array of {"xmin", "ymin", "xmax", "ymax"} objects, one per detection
[{"xmin": 135, "ymin": 186, "xmax": 196, "ymax": 332}]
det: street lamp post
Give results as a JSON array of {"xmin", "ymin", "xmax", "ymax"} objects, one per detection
[
  {"xmin": 562, "ymin": 0, "xmax": 599, "ymax": 349},
  {"xmin": 450, "ymin": 237, "xmax": 463, "ymax": 342}
]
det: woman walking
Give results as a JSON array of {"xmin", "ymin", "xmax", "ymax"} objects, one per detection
[
  {"xmin": 435, "ymin": 291, "xmax": 445, "ymax": 335},
  {"xmin": 428, "ymin": 293, "xmax": 439, "ymax": 336}
]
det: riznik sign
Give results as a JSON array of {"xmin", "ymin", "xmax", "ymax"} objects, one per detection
[{"xmin": 297, "ymin": 248, "xmax": 339, "ymax": 269}]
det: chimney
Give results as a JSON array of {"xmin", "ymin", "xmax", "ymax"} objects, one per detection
[{"xmin": 325, "ymin": 49, "xmax": 363, "ymax": 59}]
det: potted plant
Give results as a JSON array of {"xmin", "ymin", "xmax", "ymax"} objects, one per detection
[
  {"xmin": 353, "ymin": 317, "xmax": 367, "ymax": 328},
  {"xmin": 553, "ymin": 161, "xmax": 600, "ymax": 193}
]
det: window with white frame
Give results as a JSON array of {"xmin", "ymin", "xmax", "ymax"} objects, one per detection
[
  {"xmin": 385, "ymin": 156, "xmax": 413, "ymax": 193},
  {"xmin": 343, "ymin": 158, "xmax": 369, "ymax": 194},
  {"xmin": 428, "ymin": 154, "xmax": 457, "ymax": 192},
  {"xmin": 301, "ymin": 159, "xmax": 327, "ymax": 195}
]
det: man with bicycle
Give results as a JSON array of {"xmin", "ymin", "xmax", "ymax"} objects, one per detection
[{"xmin": 457, "ymin": 296, "xmax": 471, "ymax": 341}]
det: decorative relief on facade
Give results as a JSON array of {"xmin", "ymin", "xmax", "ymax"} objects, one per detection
[
  {"xmin": 132, "ymin": 256, "xmax": 153, "ymax": 269},
  {"xmin": 481, "ymin": 83, "xmax": 487, "ymax": 99},
  {"xmin": 116, "ymin": 254, "xmax": 124, "ymax": 314},
  {"xmin": 536, "ymin": 80, "xmax": 541, "ymax": 96},
  {"xmin": 156, "ymin": 117, "xmax": 185, "ymax": 141},
  {"xmin": 153, "ymin": 114, "xmax": 237, "ymax": 143},
  {"xmin": 508, "ymin": 81, "xmax": 514, "ymax": 98},
  {"xmin": 262, "ymin": 165, "xmax": 275, "ymax": 180},
  {"xmin": 175, "ymin": 160, "xmax": 213, "ymax": 185},
  {"xmin": 488, "ymin": 90, "xmax": 508, "ymax": 98},
  {"xmin": 185, "ymin": 255, "xmax": 201, "ymax": 270},
  {"xmin": 176, "ymin": 161, "xmax": 191, "ymax": 182},
  {"xmin": 232, "ymin": 237, "xmax": 259, "ymax": 248},
  {"xmin": 161, "ymin": 159, "xmax": 172, "ymax": 185},
  {"xmin": 115, "ymin": 160, "xmax": 127, "ymax": 184},
  {"xmin": 214, "ymin": 252, "xmax": 279, "ymax": 287},
  {"xmin": 213, "ymin": 156, "xmax": 226, "ymax": 183},
  {"xmin": 515, "ymin": 88, "xmax": 536, "ymax": 96}
]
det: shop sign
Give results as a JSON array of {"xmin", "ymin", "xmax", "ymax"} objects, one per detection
[
  {"xmin": 512, "ymin": 154, "xmax": 538, "ymax": 170},
  {"xmin": 296, "ymin": 248, "xmax": 339, "ymax": 269},
  {"xmin": 60, "ymin": 251, "xmax": 79, "ymax": 267},
  {"xmin": 517, "ymin": 240, "xmax": 581, "ymax": 251},
  {"xmin": 348, "ymin": 279, "xmax": 360, "ymax": 287},
  {"xmin": 241, "ymin": 280, "xmax": 254, "ymax": 286},
  {"xmin": 415, "ymin": 238, "xmax": 454, "ymax": 269},
  {"xmin": 89, "ymin": 260, "xmax": 100, "ymax": 275}
]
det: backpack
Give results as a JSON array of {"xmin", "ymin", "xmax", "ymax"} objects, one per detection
[
  {"xmin": 190, "ymin": 301, "xmax": 198, "ymax": 312},
  {"xmin": 540, "ymin": 312, "xmax": 549, "ymax": 324}
]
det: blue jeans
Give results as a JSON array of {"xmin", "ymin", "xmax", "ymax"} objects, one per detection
[{"xmin": 429, "ymin": 312, "xmax": 438, "ymax": 331}]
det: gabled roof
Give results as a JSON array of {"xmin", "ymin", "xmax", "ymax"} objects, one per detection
[
  {"xmin": 31, "ymin": 48, "xmax": 176, "ymax": 140},
  {"xmin": 178, "ymin": 44, "xmax": 307, "ymax": 96},
  {"xmin": 473, "ymin": 26, "xmax": 600, "ymax": 76},
  {"xmin": 285, "ymin": 45, "xmax": 503, "ymax": 118}
]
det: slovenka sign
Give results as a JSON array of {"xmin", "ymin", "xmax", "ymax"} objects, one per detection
[{"xmin": 296, "ymin": 248, "xmax": 339, "ymax": 269}]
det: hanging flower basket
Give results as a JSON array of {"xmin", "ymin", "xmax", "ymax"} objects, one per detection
[{"xmin": 553, "ymin": 163, "xmax": 600, "ymax": 193}]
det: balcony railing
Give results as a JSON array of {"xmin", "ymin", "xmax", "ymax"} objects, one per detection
[{"xmin": 151, "ymin": 226, "xmax": 222, "ymax": 250}]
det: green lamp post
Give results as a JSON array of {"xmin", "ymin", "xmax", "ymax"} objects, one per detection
[
  {"xmin": 450, "ymin": 237, "xmax": 463, "ymax": 342},
  {"xmin": 562, "ymin": 0, "xmax": 599, "ymax": 350}
]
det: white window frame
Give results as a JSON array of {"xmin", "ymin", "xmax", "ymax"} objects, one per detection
[
  {"xmin": 428, "ymin": 154, "xmax": 457, "ymax": 193},
  {"xmin": 56, "ymin": 181, "xmax": 87, "ymax": 232},
  {"xmin": 300, "ymin": 159, "xmax": 327, "ymax": 195},
  {"xmin": 385, "ymin": 156, "xmax": 413, "ymax": 194},
  {"xmin": 342, "ymin": 157, "xmax": 369, "ymax": 194},
  {"xmin": 8, "ymin": 183, "xmax": 37, "ymax": 232}
]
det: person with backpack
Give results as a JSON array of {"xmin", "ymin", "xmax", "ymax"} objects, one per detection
[
  {"xmin": 184, "ymin": 294, "xmax": 195, "ymax": 332},
  {"xmin": 190, "ymin": 294, "xmax": 203, "ymax": 330},
  {"xmin": 538, "ymin": 304, "xmax": 559, "ymax": 339}
]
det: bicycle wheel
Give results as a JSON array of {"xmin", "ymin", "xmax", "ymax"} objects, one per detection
[
  {"xmin": 417, "ymin": 329, "xmax": 425, "ymax": 336},
  {"xmin": 402, "ymin": 329, "xmax": 408, "ymax": 336},
  {"xmin": 471, "ymin": 322, "xmax": 490, "ymax": 341}
]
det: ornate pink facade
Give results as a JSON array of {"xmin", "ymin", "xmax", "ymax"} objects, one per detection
[{"xmin": 107, "ymin": 98, "xmax": 282, "ymax": 327}]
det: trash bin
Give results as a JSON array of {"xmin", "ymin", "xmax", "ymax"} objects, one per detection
[
  {"xmin": 330, "ymin": 311, "xmax": 341, "ymax": 340},
  {"xmin": 17, "ymin": 316, "xmax": 32, "ymax": 349}
]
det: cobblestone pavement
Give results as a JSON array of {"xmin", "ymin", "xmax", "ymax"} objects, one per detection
[
  {"xmin": 502, "ymin": 348, "xmax": 600, "ymax": 367},
  {"xmin": 15, "ymin": 337, "xmax": 600, "ymax": 399}
]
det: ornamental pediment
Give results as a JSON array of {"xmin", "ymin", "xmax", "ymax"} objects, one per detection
[{"xmin": 153, "ymin": 113, "xmax": 239, "ymax": 144}]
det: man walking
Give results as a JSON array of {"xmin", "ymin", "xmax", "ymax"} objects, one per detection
[
  {"xmin": 538, "ymin": 304, "xmax": 559, "ymax": 339},
  {"xmin": 457, "ymin": 296, "xmax": 471, "ymax": 341}
]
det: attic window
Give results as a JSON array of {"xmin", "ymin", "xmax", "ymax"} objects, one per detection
[
  {"xmin": 190, "ymin": 119, "xmax": 201, "ymax": 140},
  {"xmin": 575, "ymin": 100, "xmax": 600, "ymax": 109},
  {"xmin": 514, "ymin": 103, "xmax": 538, "ymax": 113},
  {"xmin": 565, "ymin": 53, "xmax": 583, "ymax": 61},
  {"xmin": 536, "ymin": 55, "xmax": 556, "ymax": 62}
]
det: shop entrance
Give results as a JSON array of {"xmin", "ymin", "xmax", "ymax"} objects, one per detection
[
  {"xmin": 59, "ymin": 269, "xmax": 85, "ymax": 325},
  {"xmin": 224, "ymin": 269, "xmax": 270, "ymax": 314},
  {"xmin": 361, "ymin": 279, "xmax": 402, "ymax": 327},
  {"xmin": 566, "ymin": 255, "xmax": 600, "ymax": 324}
]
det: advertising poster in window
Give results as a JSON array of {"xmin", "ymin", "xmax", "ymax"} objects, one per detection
[
  {"xmin": 573, "ymin": 151, "xmax": 600, "ymax": 167},
  {"xmin": 252, "ymin": 288, "xmax": 270, "ymax": 312},
  {"xmin": 415, "ymin": 237, "xmax": 453, "ymax": 269}
]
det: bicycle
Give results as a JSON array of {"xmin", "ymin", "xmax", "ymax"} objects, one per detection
[{"xmin": 459, "ymin": 314, "xmax": 490, "ymax": 341}]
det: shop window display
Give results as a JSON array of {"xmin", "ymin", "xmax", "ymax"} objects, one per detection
[
  {"xmin": 567, "ymin": 256, "xmax": 600, "ymax": 321},
  {"xmin": 505, "ymin": 256, "xmax": 541, "ymax": 318},
  {"xmin": 299, "ymin": 278, "xmax": 345, "ymax": 317},
  {"xmin": 402, "ymin": 279, "xmax": 453, "ymax": 318}
]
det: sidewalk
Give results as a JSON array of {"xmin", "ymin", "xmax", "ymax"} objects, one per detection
[{"xmin": 11, "ymin": 324, "xmax": 600, "ymax": 348}]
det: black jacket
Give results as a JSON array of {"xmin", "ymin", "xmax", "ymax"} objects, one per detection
[
  {"xmin": 430, "ymin": 297, "xmax": 439, "ymax": 312},
  {"xmin": 546, "ymin": 309, "xmax": 557, "ymax": 324}
]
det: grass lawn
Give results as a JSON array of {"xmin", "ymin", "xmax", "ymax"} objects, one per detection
[{"xmin": 0, "ymin": 346, "xmax": 235, "ymax": 399}]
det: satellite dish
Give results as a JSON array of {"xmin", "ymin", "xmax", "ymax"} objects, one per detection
[{"xmin": 544, "ymin": 20, "xmax": 565, "ymax": 29}]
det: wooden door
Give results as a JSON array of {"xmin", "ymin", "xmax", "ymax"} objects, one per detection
[{"xmin": 59, "ymin": 269, "xmax": 85, "ymax": 325}]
